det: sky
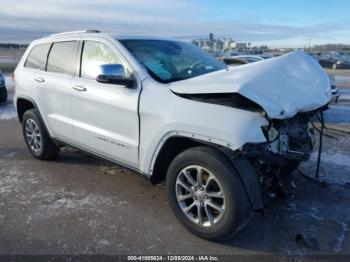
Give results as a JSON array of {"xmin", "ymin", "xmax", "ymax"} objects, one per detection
[{"xmin": 0, "ymin": 0, "xmax": 349, "ymax": 47}]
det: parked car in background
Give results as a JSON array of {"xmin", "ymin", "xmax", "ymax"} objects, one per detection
[
  {"xmin": 236, "ymin": 54, "xmax": 273, "ymax": 61},
  {"xmin": 0, "ymin": 70, "xmax": 7, "ymax": 103},
  {"xmin": 232, "ymin": 55, "xmax": 264, "ymax": 63},
  {"xmin": 318, "ymin": 58, "xmax": 337, "ymax": 69},
  {"xmin": 14, "ymin": 31, "xmax": 331, "ymax": 240},
  {"xmin": 219, "ymin": 57, "xmax": 248, "ymax": 67},
  {"xmin": 221, "ymin": 55, "xmax": 340, "ymax": 102},
  {"xmin": 328, "ymin": 74, "xmax": 340, "ymax": 102},
  {"xmin": 221, "ymin": 55, "xmax": 272, "ymax": 66},
  {"xmin": 333, "ymin": 60, "xmax": 350, "ymax": 69}
]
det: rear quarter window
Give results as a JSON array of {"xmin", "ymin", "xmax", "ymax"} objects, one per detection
[
  {"xmin": 24, "ymin": 43, "xmax": 51, "ymax": 70},
  {"xmin": 47, "ymin": 41, "xmax": 78, "ymax": 75}
]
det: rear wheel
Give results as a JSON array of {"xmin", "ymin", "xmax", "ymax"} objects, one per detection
[
  {"xmin": 22, "ymin": 109, "xmax": 59, "ymax": 160},
  {"xmin": 166, "ymin": 146, "xmax": 251, "ymax": 241}
]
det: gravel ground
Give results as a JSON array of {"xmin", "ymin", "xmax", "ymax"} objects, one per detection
[{"xmin": 0, "ymin": 75, "xmax": 349, "ymax": 258}]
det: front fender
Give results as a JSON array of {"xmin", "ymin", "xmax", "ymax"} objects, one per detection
[{"xmin": 138, "ymin": 79, "xmax": 268, "ymax": 174}]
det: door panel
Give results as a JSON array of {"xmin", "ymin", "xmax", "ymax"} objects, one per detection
[
  {"xmin": 37, "ymin": 41, "xmax": 78, "ymax": 140},
  {"xmin": 71, "ymin": 79, "xmax": 140, "ymax": 167},
  {"xmin": 71, "ymin": 40, "xmax": 140, "ymax": 168},
  {"xmin": 37, "ymin": 73, "xmax": 74, "ymax": 140}
]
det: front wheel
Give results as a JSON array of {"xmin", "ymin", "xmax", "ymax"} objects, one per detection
[{"xmin": 166, "ymin": 146, "xmax": 251, "ymax": 241}]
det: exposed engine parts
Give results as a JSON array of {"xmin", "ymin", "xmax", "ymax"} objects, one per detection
[
  {"xmin": 240, "ymin": 111, "xmax": 327, "ymax": 199},
  {"xmin": 242, "ymin": 113, "xmax": 315, "ymax": 165}
]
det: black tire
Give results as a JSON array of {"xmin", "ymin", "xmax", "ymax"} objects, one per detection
[
  {"xmin": 0, "ymin": 87, "xmax": 7, "ymax": 103},
  {"xmin": 166, "ymin": 146, "xmax": 251, "ymax": 241},
  {"xmin": 22, "ymin": 109, "xmax": 59, "ymax": 160}
]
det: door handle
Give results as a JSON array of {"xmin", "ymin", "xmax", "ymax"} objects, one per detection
[
  {"xmin": 34, "ymin": 77, "xmax": 45, "ymax": 83},
  {"xmin": 72, "ymin": 85, "xmax": 87, "ymax": 92}
]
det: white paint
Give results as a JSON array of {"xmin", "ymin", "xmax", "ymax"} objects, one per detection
[{"xmin": 170, "ymin": 52, "xmax": 331, "ymax": 119}]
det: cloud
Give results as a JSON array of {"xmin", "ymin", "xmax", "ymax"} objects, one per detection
[{"xmin": 0, "ymin": 0, "xmax": 349, "ymax": 47}]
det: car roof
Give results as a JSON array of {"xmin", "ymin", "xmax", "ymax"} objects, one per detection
[
  {"xmin": 35, "ymin": 31, "xmax": 178, "ymax": 43},
  {"xmin": 113, "ymin": 34, "xmax": 174, "ymax": 41}
]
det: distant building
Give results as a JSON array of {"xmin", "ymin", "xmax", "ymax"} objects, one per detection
[
  {"xmin": 191, "ymin": 34, "xmax": 263, "ymax": 55},
  {"xmin": 223, "ymin": 38, "xmax": 235, "ymax": 51},
  {"xmin": 231, "ymin": 42, "xmax": 247, "ymax": 49},
  {"xmin": 209, "ymin": 33, "xmax": 214, "ymax": 42},
  {"xmin": 202, "ymin": 40, "xmax": 210, "ymax": 51},
  {"xmin": 213, "ymin": 39, "xmax": 224, "ymax": 51}
]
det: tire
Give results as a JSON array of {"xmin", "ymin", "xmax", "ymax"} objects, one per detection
[
  {"xmin": 166, "ymin": 146, "xmax": 251, "ymax": 241},
  {"xmin": 22, "ymin": 109, "xmax": 59, "ymax": 160},
  {"xmin": 0, "ymin": 87, "xmax": 7, "ymax": 103}
]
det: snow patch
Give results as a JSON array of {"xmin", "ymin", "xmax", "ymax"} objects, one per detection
[
  {"xmin": 0, "ymin": 103, "xmax": 16, "ymax": 119},
  {"xmin": 97, "ymin": 239, "xmax": 111, "ymax": 248},
  {"xmin": 334, "ymin": 222, "xmax": 349, "ymax": 252},
  {"xmin": 0, "ymin": 175, "xmax": 21, "ymax": 194},
  {"xmin": 50, "ymin": 194, "xmax": 113, "ymax": 209},
  {"xmin": 309, "ymin": 151, "xmax": 350, "ymax": 185},
  {"xmin": 0, "ymin": 167, "xmax": 39, "ymax": 194},
  {"xmin": 311, "ymin": 151, "xmax": 350, "ymax": 168}
]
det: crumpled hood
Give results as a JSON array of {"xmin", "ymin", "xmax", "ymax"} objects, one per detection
[{"xmin": 170, "ymin": 51, "xmax": 331, "ymax": 119}]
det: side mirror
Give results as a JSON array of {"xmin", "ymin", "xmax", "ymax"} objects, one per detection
[{"xmin": 96, "ymin": 64, "xmax": 135, "ymax": 87}]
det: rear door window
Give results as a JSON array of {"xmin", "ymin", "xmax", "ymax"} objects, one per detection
[
  {"xmin": 24, "ymin": 43, "xmax": 51, "ymax": 70},
  {"xmin": 47, "ymin": 41, "xmax": 78, "ymax": 75}
]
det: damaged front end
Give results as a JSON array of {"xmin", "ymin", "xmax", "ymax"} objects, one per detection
[
  {"xmin": 241, "ymin": 112, "xmax": 315, "ymax": 166},
  {"xmin": 170, "ymin": 51, "xmax": 332, "ymax": 201},
  {"xmin": 240, "ymin": 107, "xmax": 328, "ymax": 199}
]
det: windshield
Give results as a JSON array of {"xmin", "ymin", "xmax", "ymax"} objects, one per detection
[{"xmin": 119, "ymin": 39, "xmax": 226, "ymax": 83}]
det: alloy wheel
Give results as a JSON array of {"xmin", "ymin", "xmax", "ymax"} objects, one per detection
[
  {"xmin": 175, "ymin": 165, "xmax": 225, "ymax": 227},
  {"xmin": 25, "ymin": 119, "xmax": 42, "ymax": 152}
]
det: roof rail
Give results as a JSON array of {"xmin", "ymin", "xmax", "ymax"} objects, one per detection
[{"xmin": 50, "ymin": 30, "xmax": 101, "ymax": 37}]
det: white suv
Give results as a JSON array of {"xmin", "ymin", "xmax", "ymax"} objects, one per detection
[{"xmin": 14, "ymin": 30, "xmax": 331, "ymax": 240}]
